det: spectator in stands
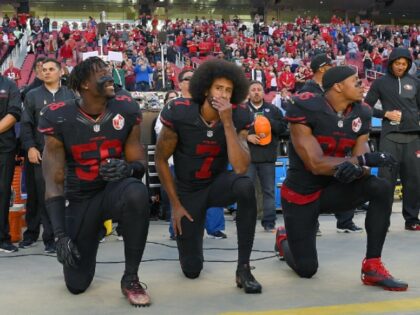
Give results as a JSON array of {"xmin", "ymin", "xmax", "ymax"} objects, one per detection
[
  {"xmin": 3, "ymin": 60, "xmax": 21, "ymax": 84},
  {"xmin": 0, "ymin": 69, "xmax": 21, "ymax": 253},
  {"xmin": 363, "ymin": 50, "xmax": 373, "ymax": 72},
  {"xmin": 112, "ymin": 61, "xmax": 126, "ymax": 89},
  {"xmin": 60, "ymin": 40, "xmax": 73, "ymax": 63},
  {"xmin": 42, "ymin": 15, "xmax": 50, "ymax": 34},
  {"xmin": 246, "ymin": 81, "xmax": 287, "ymax": 232},
  {"xmin": 34, "ymin": 35, "xmax": 45, "ymax": 56},
  {"xmin": 278, "ymin": 65, "xmax": 295, "ymax": 92},
  {"xmin": 20, "ymin": 58, "xmax": 74, "ymax": 253},
  {"xmin": 166, "ymin": 41, "xmax": 178, "ymax": 64},
  {"xmin": 347, "ymin": 39, "xmax": 358, "ymax": 59},
  {"xmin": 46, "ymin": 34, "xmax": 57, "ymax": 56},
  {"xmin": 134, "ymin": 58, "xmax": 153, "ymax": 91}
]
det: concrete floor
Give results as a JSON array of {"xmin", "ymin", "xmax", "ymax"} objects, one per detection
[{"xmin": 1, "ymin": 201, "xmax": 420, "ymax": 315}]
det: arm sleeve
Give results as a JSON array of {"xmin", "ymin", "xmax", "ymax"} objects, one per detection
[
  {"xmin": 160, "ymin": 102, "xmax": 177, "ymax": 132},
  {"xmin": 364, "ymin": 81, "xmax": 384, "ymax": 118},
  {"xmin": 6, "ymin": 80, "xmax": 21, "ymax": 121},
  {"xmin": 233, "ymin": 103, "xmax": 253, "ymax": 132},
  {"xmin": 284, "ymin": 101, "xmax": 311, "ymax": 127},
  {"xmin": 20, "ymin": 94, "xmax": 37, "ymax": 150}
]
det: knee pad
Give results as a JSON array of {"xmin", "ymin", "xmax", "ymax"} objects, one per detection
[
  {"xmin": 365, "ymin": 176, "xmax": 392, "ymax": 199},
  {"xmin": 232, "ymin": 177, "xmax": 255, "ymax": 199},
  {"xmin": 181, "ymin": 256, "xmax": 203, "ymax": 279},
  {"xmin": 121, "ymin": 182, "xmax": 150, "ymax": 217}
]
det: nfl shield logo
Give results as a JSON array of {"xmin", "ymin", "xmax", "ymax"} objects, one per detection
[
  {"xmin": 112, "ymin": 114, "xmax": 125, "ymax": 130},
  {"xmin": 352, "ymin": 117, "xmax": 362, "ymax": 133}
]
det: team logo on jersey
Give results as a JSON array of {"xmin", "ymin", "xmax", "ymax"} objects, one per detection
[
  {"xmin": 403, "ymin": 84, "xmax": 413, "ymax": 91},
  {"xmin": 93, "ymin": 124, "xmax": 100, "ymax": 133},
  {"xmin": 265, "ymin": 108, "xmax": 270, "ymax": 113},
  {"xmin": 352, "ymin": 117, "xmax": 362, "ymax": 132},
  {"xmin": 207, "ymin": 130, "xmax": 213, "ymax": 138},
  {"xmin": 112, "ymin": 114, "xmax": 125, "ymax": 130}
]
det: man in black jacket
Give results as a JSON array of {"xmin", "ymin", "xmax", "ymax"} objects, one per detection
[
  {"xmin": 365, "ymin": 47, "xmax": 420, "ymax": 231},
  {"xmin": 0, "ymin": 75, "xmax": 22, "ymax": 253},
  {"xmin": 300, "ymin": 53, "xmax": 363, "ymax": 234},
  {"xmin": 20, "ymin": 58, "xmax": 74, "ymax": 252},
  {"xmin": 246, "ymin": 81, "xmax": 287, "ymax": 231}
]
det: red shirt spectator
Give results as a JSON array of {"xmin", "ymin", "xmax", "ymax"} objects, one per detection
[
  {"xmin": 278, "ymin": 66, "xmax": 295, "ymax": 91},
  {"xmin": 60, "ymin": 42, "xmax": 73, "ymax": 60},
  {"xmin": 60, "ymin": 24, "xmax": 71, "ymax": 35},
  {"xmin": 4, "ymin": 65, "xmax": 21, "ymax": 83}
]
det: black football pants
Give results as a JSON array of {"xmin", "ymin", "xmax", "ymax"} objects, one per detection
[
  {"xmin": 63, "ymin": 178, "xmax": 150, "ymax": 294},
  {"xmin": 281, "ymin": 175, "xmax": 392, "ymax": 278},
  {"xmin": 0, "ymin": 151, "xmax": 16, "ymax": 242},
  {"xmin": 23, "ymin": 158, "xmax": 54, "ymax": 243},
  {"xmin": 176, "ymin": 172, "xmax": 257, "ymax": 276},
  {"xmin": 379, "ymin": 136, "xmax": 420, "ymax": 225}
]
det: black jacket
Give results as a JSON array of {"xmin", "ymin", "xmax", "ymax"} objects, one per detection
[
  {"xmin": 21, "ymin": 85, "xmax": 74, "ymax": 151},
  {"xmin": 0, "ymin": 76, "xmax": 21, "ymax": 152},
  {"xmin": 21, "ymin": 76, "xmax": 43, "ymax": 101},
  {"xmin": 365, "ymin": 47, "xmax": 420, "ymax": 135},
  {"xmin": 247, "ymin": 101, "xmax": 287, "ymax": 163},
  {"xmin": 299, "ymin": 79, "xmax": 323, "ymax": 94}
]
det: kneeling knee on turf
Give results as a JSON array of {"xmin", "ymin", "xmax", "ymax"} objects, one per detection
[
  {"xmin": 181, "ymin": 256, "xmax": 203, "ymax": 279},
  {"xmin": 295, "ymin": 261, "xmax": 318, "ymax": 279}
]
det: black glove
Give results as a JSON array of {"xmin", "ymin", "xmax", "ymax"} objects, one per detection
[
  {"xmin": 357, "ymin": 152, "xmax": 397, "ymax": 168},
  {"xmin": 99, "ymin": 159, "xmax": 145, "ymax": 181},
  {"xmin": 56, "ymin": 236, "xmax": 81, "ymax": 268},
  {"xmin": 333, "ymin": 161, "xmax": 364, "ymax": 183}
]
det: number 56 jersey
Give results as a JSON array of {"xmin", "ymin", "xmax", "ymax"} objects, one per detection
[
  {"xmin": 284, "ymin": 92, "xmax": 372, "ymax": 196},
  {"xmin": 38, "ymin": 95, "xmax": 141, "ymax": 200}
]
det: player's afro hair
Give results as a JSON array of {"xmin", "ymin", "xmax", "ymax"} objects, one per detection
[
  {"xmin": 189, "ymin": 59, "xmax": 249, "ymax": 105},
  {"xmin": 68, "ymin": 56, "xmax": 109, "ymax": 93}
]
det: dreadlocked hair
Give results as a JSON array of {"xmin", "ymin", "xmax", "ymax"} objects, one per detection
[
  {"xmin": 189, "ymin": 58, "xmax": 250, "ymax": 105},
  {"xmin": 68, "ymin": 57, "xmax": 108, "ymax": 93}
]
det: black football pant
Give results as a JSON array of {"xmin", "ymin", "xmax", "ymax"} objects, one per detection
[
  {"xmin": 176, "ymin": 172, "xmax": 257, "ymax": 277},
  {"xmin": 23, "ymin": 158, "xmax": 54, "ymax": 244},
  {"xmin": 63, "ymin": 178, "xmax": 150, "ymax": 294},
  {"xmin": 0, "ymin": 151, "xmax": 16, "ymax": 242},
  {"xmin": 379, "ymin": 136, "xmax": 420, "ymax": 225},
  {"xmin": 281, "ymin": 175, "xmax": 392, "ymax": 278}
]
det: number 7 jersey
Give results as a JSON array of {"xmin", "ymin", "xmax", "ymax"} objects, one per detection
[
  {"xmin": 160, "ymin": 97, "xmax": 253, "ymax": 191},
  {"xmin": 284, "ymin": 92, "xmax": 372, "ymax": 195},
  {"xmin": 38, "ymin": 95, "xmax": 141, "ymax": 200}
]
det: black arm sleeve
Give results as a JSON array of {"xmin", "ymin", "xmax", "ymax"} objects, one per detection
[
  {"xmin": 20, "ymin": 94, "xmax": 37, "ymax": 150},
  {"xmin": 45, "ymin": 196, "xmax": 66, "ymax": 238},
  {"xmin": 364, "ymin": 81, "xmax": 385, "ymax": 118},
  {"xmin": 7, "ymin": 80, "xmax": 21, "ymax": 121}
]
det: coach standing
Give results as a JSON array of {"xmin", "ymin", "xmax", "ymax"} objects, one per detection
[
  {"xmin": 0, "ymin": 73, "xmax": 21, "ymax": 252},
  {"xmin": 365, "ymin": 47, "xmax": 420, "ymax": 231}
]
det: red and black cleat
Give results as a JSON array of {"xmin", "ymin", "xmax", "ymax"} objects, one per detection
[
  {"xmin": 274, "ymin": 226, "xmax": 287, "ymax": 261},
  {"xmin": 121, "ymin": 275, "xmax": 151, "ymax": 307},
  {"xmin": 361, "ymin": 258, "xmax": 408, "ymax": 291}
]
